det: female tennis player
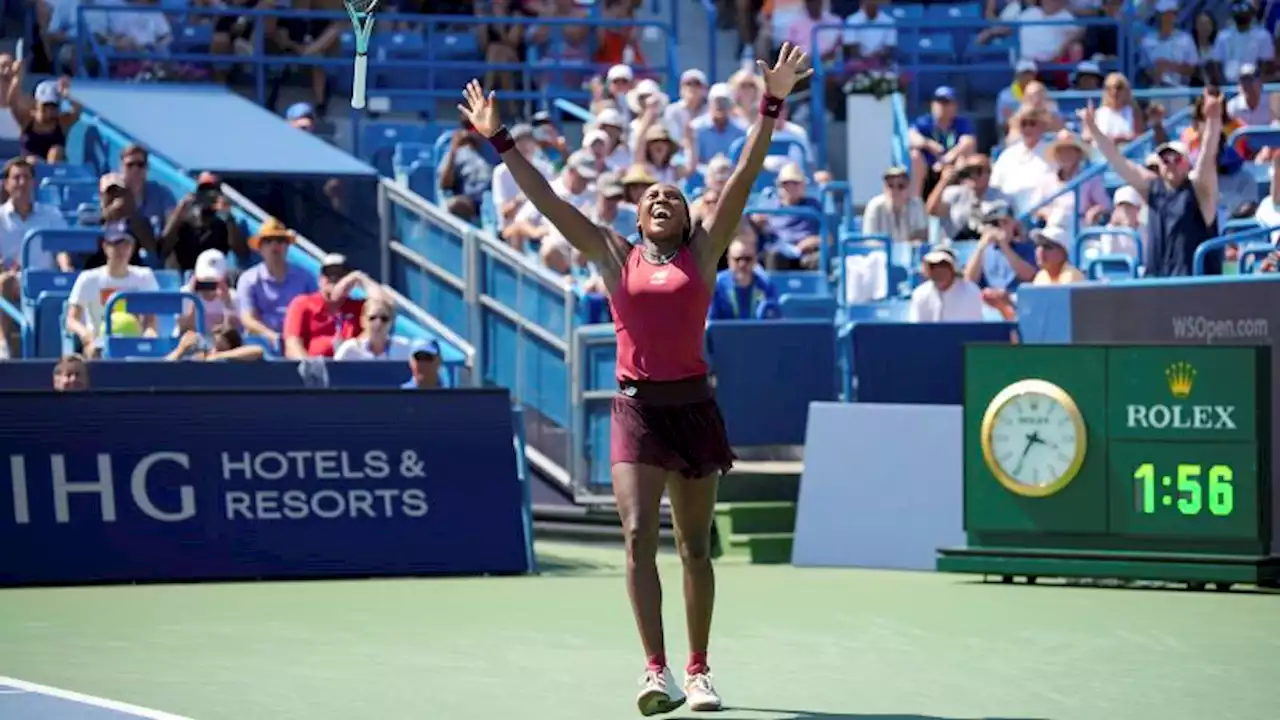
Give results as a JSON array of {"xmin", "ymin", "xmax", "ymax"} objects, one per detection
[{"xmin": 459, "ymin": 44, "xmax": 811, "ymax": 716}]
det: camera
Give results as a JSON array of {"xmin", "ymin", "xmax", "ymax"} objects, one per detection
[{"xmin": 194, "ymin": 280, "xmax": 217, "ymax": 292}]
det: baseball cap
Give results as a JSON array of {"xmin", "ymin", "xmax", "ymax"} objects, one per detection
[
  {"xmin": 708, "ymin": 82, "xmax": 733, "ymax": 102},
  {"xmin": 1074, "ymin": 60, "xmax": 1103, "ymax": 78},
  {"xmin": 607, "ymin": 64, "xmax": 634, "ymax": 83},
  {"xmin": 1014, "ymin": 59, "xmax": 1037, "ymax": 74},
  {"xmin": 34, "ymin": 80, "xmax": 59, "ymax": 105},
  {"xmin": 320, "ymin": 253, "xmax": 348, "ymax": 270},
  {"xmin": 922, "ymin": 247, "xmax": 958, "ymax": 268},
  {"xmin": 599, "ymin": 173, "xmax": 625, "ymax": 199},
  {"xmin": 286, "ymin": 102, "xmax": 315, "ymax": 121},
  {"xmin": 99, "ymin": 172, "xmax": 126, "ymax": 193},
  {"xmin": 933, "ymin": 86, "xmax": 956, "ymax": 102},
  {"xmin": 1156, "ymin": 140, "xmax": 1189, "ymax": 159},
  {"xmin": 412, "ymin": 339, "xmax": 441, "ymax": 358},
  {"xmin": 1114, "ymin": 185, "xmax": 1143, "ymax": 207},
  {"xmin": 102, "ymin": 220, "xmax": 135, "ymax": 244},
  {"xmin": 594, "ymin": 108, "xmax": 625, "ymax": 129},
  {"xmin": 1032, "ymin": 225, "xmax": 1069, "ymax": 249},
  {"xmin": 196, "ymin": 171, "xmax": 221, "ymax": 188},
  {"xmin": 979, "ymin": 199, "xmax": 1014, "ymax": 223},
  {"xmin": 583, "ymin": 128, "xmax": 611, "ymax": 149},
  {"xmin": 567, "ymin": 150, "xmax": 599, "ymax": 180},
  {"xmin": 510, "ymin": 123, "xmax": 535, "ymax": 141},
  {"xmin": 194, "ymin": 249, "xmax": 228, "ymax": 282},
  {"xmin": 680, "ymin": 69, "xmax": 708, "ymax": 86}
]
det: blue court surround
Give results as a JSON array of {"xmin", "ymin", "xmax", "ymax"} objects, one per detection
[
  {"xmin": 0, "ymin": 679, "xmax": 192, "ymax": 719},
  {"xmin": 66, "ymin": 82, "xmax": 376, "ymax": 179}
]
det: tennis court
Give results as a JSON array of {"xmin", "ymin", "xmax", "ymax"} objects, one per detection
[{"xmin": 1, "ymin": 541, "xmax": 1275, "ymax": 720}]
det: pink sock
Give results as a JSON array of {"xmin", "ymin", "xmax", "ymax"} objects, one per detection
[
  {"xmin": 646, "ymin": 653, "xmax": 667, "ymax": 671},
  {"xmin": 686, "ymin": 651, "xmax": 709, "ymax": 675}
]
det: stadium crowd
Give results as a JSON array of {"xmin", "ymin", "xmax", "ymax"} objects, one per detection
[{"xmin": 5, "ymin": 0, "xmax": 1280, "ymax": 367}]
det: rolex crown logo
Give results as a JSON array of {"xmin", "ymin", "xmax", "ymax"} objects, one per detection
[{"xmin": 1165, "ymin": 361, "xmax": 1196, "ymax": 399}]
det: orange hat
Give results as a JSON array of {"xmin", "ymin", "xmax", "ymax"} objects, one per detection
[{"xmin": 249, "ymin": 217, "xmax": 295, "ymax": 251}]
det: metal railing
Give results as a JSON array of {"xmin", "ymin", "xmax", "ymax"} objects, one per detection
[{"xmin": 378, "ymin": 178, "xmax": 576, "ymax": 491}]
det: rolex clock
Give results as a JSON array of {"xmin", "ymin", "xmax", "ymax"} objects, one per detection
[{"xmin": 979, "ymin": 378, "xmax": 1087, "ymax": 498}]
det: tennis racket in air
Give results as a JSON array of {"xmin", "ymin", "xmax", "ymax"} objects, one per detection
[{"xmin": 343, "ymin": 0, "xmax": 378, "ymax": 109}]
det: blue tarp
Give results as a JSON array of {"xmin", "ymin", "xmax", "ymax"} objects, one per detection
[{"xmin": 68, "ymin": 82, "xmax": 376, "ymax": 178}]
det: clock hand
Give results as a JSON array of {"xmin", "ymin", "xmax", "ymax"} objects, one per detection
[{"xmin": 1011, "ymin": 435, "xmax": 1036, "ymax": 476}]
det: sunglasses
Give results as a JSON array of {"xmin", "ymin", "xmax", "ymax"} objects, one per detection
[
  {"xmin": 1020, "ymin": 119, "xmax": 1041, "ymax": 127},
  {"xmin": 124, "ymin": 160, "xmax": 146, "ymax": 169},
  {"xmin": 261, "ymin": 236, "xmax": 288, "ymax": 245},
  {"xmin": 886, "ymin": 181, "xmax": 908, "ymax": 190},
  {"xmin": 730, "ymin": 255, "xmax": 755, "ymax": 263},
  {"xmin": 367, "ymin": 314, "xmax": 392, "ymax": 323}
]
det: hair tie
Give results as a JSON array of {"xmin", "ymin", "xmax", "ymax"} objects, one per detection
[
  {"xmin": 760, "ymin": 95, "xmax": 784, "ymax": 119},
  {"xmin": 489, "ymin": 126, "xmax": 516, "ymax": 154}
]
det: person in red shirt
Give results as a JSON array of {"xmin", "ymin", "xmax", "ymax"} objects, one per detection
[{"xmin": 282, "ymin": 253, "xmax": 386, "ymax": 359}]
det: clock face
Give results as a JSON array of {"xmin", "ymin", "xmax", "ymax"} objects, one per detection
[{"xmin": 982, "ymin": 380, "xmax": 1087, "ymax": 497}]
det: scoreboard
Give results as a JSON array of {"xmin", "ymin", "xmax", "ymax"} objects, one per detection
[{"xmin": 937, "ymin": 344, "xmax": 1278, "ymax": 588}]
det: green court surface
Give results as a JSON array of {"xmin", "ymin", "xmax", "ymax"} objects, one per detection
[{"xmin": 1, "ymin": 541, "xmax": 1276, "ymax": 720}]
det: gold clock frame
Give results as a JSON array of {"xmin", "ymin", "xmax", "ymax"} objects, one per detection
[{"xmin": 980, "ymin": 378, "xmax": 1088, "ymax": 498}]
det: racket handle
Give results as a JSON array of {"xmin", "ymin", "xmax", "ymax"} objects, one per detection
[{"xmin": 351, "ymin": 53, "xmax": 368, "ymax": 110}]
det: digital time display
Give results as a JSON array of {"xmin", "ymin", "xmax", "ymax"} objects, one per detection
[{"xmin": 1109, "ymin": 442, "xmax": 1258, "ymax": 540}]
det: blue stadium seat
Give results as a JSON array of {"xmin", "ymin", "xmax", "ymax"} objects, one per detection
[
  {"xmin": 779, "ymin": 293, "xmax": 836, "ymax": 319},
  {"xmin": 927, "ymin": 2, "xmax": 982, "ymax": 21},
  {"xmin": 39, "ymin": 178, "xmax": 99, "ymax": 209},
  {"xmin": 33, "ymin": 163, "xmax": 95, "ymax": 184},
  {"xmin": 33, "ymin": 292, "xmax": 69, "ymax": 358},
  {"xmin": 771, "ymin": 270, "xmax": 825, "ymax": 296},
  {"xmin": 886, "ymin": 3, "xmax": 926, "ymax": 21},
  {"xmin": 361, "ymin": 121, "xmax": 431, "ymax": 177},
  {"xmin": 1084, "ymin": 254, "xmax": 1137, "ymax": 281},
  {"xmin": 172, "ymin": 24, "xmax": 213, "ymax": 53},
  {"xmin": 102, "ymin": 290, "xmax": 204, "ymax": 359}
]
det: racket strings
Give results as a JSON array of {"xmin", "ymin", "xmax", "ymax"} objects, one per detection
[{"xmin": 347, "ymin": 0, "xmax": 378, "ymax": 14}]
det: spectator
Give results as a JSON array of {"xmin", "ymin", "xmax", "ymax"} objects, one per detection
[
  {"xmin": 907, "ymin": 86, "xmax": 976, "ymax": 198},
  {"xmin": 333, "ymin": 297, "xmax": 418, "ymax": 360},
  {"xmin": 477, "ymin": 0, "xmax": 532, "ymax": 100},
  {"xmin": 179, "ymin": 248, "xmax": 238, "ymax": 335},
  {"xmin": 753, "ymin": 163, "xmax": 824, "ymax": 269},
  {"xmin": 1142, "ymin": 0, "xmax": 1197, "ymax": 88},
  {"xmin": 583, "ymin": 128, "xmax": 615, "ymax": 175},
  {"xmin": 615, "ymin": 165, "xmax": 654, "ymax": 206},
  {"xmin": 977, "ymin": 0, "xmax": 1024, "ymax": 47},
  {"xmin": 625, "ymin": 79, "xmax": 668, "ymax": 140},
  {"xmin": 161, "ymin": 171, "xmax": 248, "ymax": 272},
  {"xmin": 282, "ymin": 253, "xmax": 382, "ymax": 359},
  {"xmin": 597, "ymin": 64, "xmax": 636, "ymax": 118},
  {"xmin": 632, "ymin": 124, "xmax": 690, "ymax": 185},
  {"xmin": 1192, "ymin": 12, "xmax": 1219, "ymax": 85},
  {"xmin": 1006, "ymin": 82, "xmax": 1063, "ymax": 145},
  {"xmin": 1030, "ymin": 225, "xmax": 1086, "ymax": 285},
  {"xmin": 728, "ymin": 69, "xmax": 765, "ymax": 127},
  {"xmin": 271, "ymin": 0, "xmax": 344, "ymax": 110},
  {"xmin": 907, "ymin": 247, "xmax": 984, "ymax": 323},
  {"xmin": 502, "ymin": 151, "xmax": 599, "ymax": 250},
  {"xmin": 1083, "ymin": 0, "xmax": 1124, "ymax": 60},
  {"xmin": 1172, "ymin": 92, "xmax": 1246, "ymax": 163},
  {"xmin": 926, "ymin": 154, "xmax": 1010, "ymax": 242},
  {"xmin": 962, "ymin": 200, "xmax": 1037, "ymax": 308},
  {"xmin": 992, "ymin": 108, "xmax": 1054, "ymax": 214},
  {"xmin": 1217, "ymin": 146, "xmax": 1259, "ymax": 217},
  {"xmin": 597, "ymin": 0, "xmax": 647, "ymax": 67},
  {"xmin": 1035, "ymin": 130, "xmax": 1110, "ymax": 230},
  {"xmin": 1227, "ymin": 64, "xmax": 1269, "ymax": 127},
  {"xmin": 0, "ymin": 157, "xmax": 67, "ymax": 272},
  {"xmin": 1070, "ymin": 60, "xmax": 1103, "ymax": 91},
  {"xmin": 1082, "ymin": 90, "xmax": 1221, "ymax": 277},
  {"xmin": 402, "ymin": 339, "xmax": 444, "ymax": 389},
  {"xmin": 52, "ymin": 353, "xmax": 90, "ymax": 391},
  {"xmin": 65, "ymin": 223, "xmax": 160, "ymax": 355},
  {"xmin": 1089, "ymin": 73, "xmax": 1143, "ymax": 144},
  {"xmin": 700, "ymin": 155, "xmax": 734, "ymax": 198},
  {"xmin": 285, "ymin": 102, "xmax": 317, "ymax": 132},
  {"xmin": 437, "ymin": 122, "xmax": 494, "ymax": 213},
  {"xmin": 592, "ymin": 173, "xmax": 639, "ymax": 238},
  {"xmin": 1253, "ymin": 155, "xmax": 1280, "ymax": 241},
  {"xmin": 862, "ymin": 166, "xmax": 928, "ymax": 245},
  {"xmin": 1210, "ymin": 0, "xmax": 1273, "ymax": 85},
  {"xmin": 787, "ymin": 0, "xmax": 842, "ymax": 64},
  {"xmin": 996, "ymin": 60, "xmax": 1039, "ymax": 134},
  {"xmin": 692, "ymin": 186, "xmax": 758, "ymax": 256},
  {"xmin": 1094, "ymin": 185, "xmax": 1148, "ymax": 263},
  {"xmin": 1016, "ymin": 0, "xmax": 1083, "ymax": 67},
  {"xmin": 842, "ymin": 0, "xmax": 897, "ymax": 71},
  {"xmin": 593, "ymin": 108, "xmax": 633, "ymax": 172},
  {"xmin": 118, "ymin": 145, "xmax": 176, "ymax": 232},
  {"xmin": 6, "ymin": 72, "xmax": 81, "ymax": 163},
  {"xmin": 105, "ymin": 0, "xmax": 174, "ymax": 79},
  {"xmin": 760, "ymin": 101, "xmax": 816, "ymax": 173},
  {"xmin": 691, "ymin": 83, "xmax": 748, "ymax": 166},
  {"xmin": 166, "ymin": 325, "xmax": 265, "ymax": 362},
  {"xmin": 235, "ymin": 218, "xmax": 316, "ymax": 345},
  {"xmin": 708, "ymin": 239, "xmax": 781, "ymax": 320},
  {"xmin": 85, "ymin": 171, "xmax": 159, "ymax": 269},
  {"xmin": 664, "ymin": 69, "xmax": 710, "ymax": 140},
  {"xmin": 492, "ymin": 123, "xmax": 555, "ymax": 229}
]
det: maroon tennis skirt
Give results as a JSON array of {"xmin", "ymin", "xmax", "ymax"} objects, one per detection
[{"xmin": 610, "ymin": 376, "xmax": 736, "ymax": 479}]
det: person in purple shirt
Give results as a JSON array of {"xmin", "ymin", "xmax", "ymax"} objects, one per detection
[
  {"xmin": 235, "ymin": 218, "xmax": 317, "ymax": 349},
  {"xmin": 691, "ymin": 83, "xmax": 748, "ymax": 167},
  {"xmin": 907, "ymin": 86, "xmax": 977, "ymax": 198}
]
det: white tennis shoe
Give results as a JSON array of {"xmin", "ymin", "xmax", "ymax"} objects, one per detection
[
  {"xmin": 636, "ymin": 666, "xmax": 686, "ymax": 716},
  {"xmin": 684, "ymin": 671, "xmax": 723, "ymax": 712}
]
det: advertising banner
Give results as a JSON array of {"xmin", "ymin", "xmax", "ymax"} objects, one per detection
[{"xmin": 0, "ymin": 389, "xmax": 533, "ymax": 585}]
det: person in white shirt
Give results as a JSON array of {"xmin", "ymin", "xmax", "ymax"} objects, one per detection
[
  {"xmin": 592, "ymin": 108, "xmax": 633, "ymax": 173},
  {"xmin": 1252, "ymin": 154, "xmax": 1280, "ymax": 243},
  {"xmin": 602, "ymin": 63, "xmax": 636, "ymax": 120},
  {"xmin": 1210, "ymin": 0, "xmax": 1274, "ymax": 84},
  {"xmin": 1141, "ymin": 0, "xmax": 1198, "ymax": 88},
  {"xmin": 0, "ymin": 157, "xmax": 67, "ymax": 271},
  {"xmin": 1226, "ymin": 63, "xmax": 1270, "ymax": 127},
  {"xmin": 1091, "ymin": 73, "xmax": 1142, "ymax": 143},
  {"xmin": 501, "ymin": 151, "xmax": 599, "ymax": 250},
  {"xmin": 908, "ymin": 247, "xmax": 985, "ymax": 322},
  {"xmin": 178, "ymin": 248, "xmax": 238, "ymax": 335},
  {"xmin": 843, "ymin": 0, "xmax": 898, "ymax": 65},
  {"xmin": 491, "ymin": 123, "xmax": 554, "ymax": 229},
  {"xmin": 66, "ymin": 223, "xmax": 159, "ymax": 354},
  {"xmin": 1017, "ymin": 0, "xmax": 1083, "ymax": 63},
  {"xmin": 663, "ymin": 69, "xmax": 708, "ymax": 140},
  {"xmin": 1093, "ymin": 184, "xmax": 1147, "ymax": 265},
  {"xmin": 107, "ymin": 0, "xmax": 172, "ymax": 52},
  {"xmin": 333, "ymin": 297, "xmax": 422, "ymax": 361},
  {"xmin": 991, "ymin": 107, "xmax": 1054, "ymax": 214},
  {"xmin": 625, "ymin": 79, "xmax": 668, "ymax": 146}
]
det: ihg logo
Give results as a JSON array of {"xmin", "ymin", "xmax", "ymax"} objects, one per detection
[{"xmin": 1126, "ymin": 361, "xmax": 1237, "ymax": 431}]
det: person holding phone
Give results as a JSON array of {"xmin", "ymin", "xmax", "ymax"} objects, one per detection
[
  {"xmin": 178, "ymin": 248, "xmax": 238, "ymax": 336},
  {"xmin": 161, "ymin": 171, "xmax": 249, "ymax": 273}
]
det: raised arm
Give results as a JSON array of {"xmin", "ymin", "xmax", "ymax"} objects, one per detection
[
  {"xmin": 700, "ymin": 42, "xmax": 812, "ymax": 266},
  {"xmin": 1190, "ymin": 90, "xmax": 1222, "ymax": 225},
  {"xmin": 1079, "ymin": 101, "xmax": 1154, "ymax": 198},
  {"xmin": 458, "ymin": 80, "xmax": 612, "ymax": 264}
]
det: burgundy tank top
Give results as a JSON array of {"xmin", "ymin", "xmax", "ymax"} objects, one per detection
[{"xmin": 609, "ymin": 244, "xmax": 711, "ymax": 382}]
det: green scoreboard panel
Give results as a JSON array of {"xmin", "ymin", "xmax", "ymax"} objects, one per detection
[{"xmin": 938, "ymin": 345, "xmax": 1278, "ymax": 587}]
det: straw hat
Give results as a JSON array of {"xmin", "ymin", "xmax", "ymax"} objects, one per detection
[
  {"xmin": 642, "ymin": 125, "xmax": 680, "ymax": 152},
  {"xmin": 621, "ymin": 164, "xmax": 658, "ymax": 187},
  {"xmin": 626, "ymin": 79, "xmax": 668, "ymax": 115},
  {"xmin": 1046, "ymin": 130, "xmax": 1089, "ymax": 165},
  {"xmin": 249, "ymin": 217, "xmax": 295, "ymax": 251},
  {"xmin": 777, "ymin": 163, "xmax": 808, "ymax": 184}
]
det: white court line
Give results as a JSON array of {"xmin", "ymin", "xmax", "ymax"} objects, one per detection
[{"xmin": 0, "ymin": 676, "xmax": 195, "ymax": 720}]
